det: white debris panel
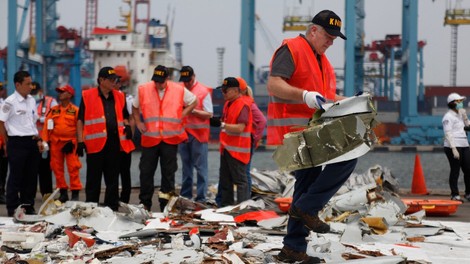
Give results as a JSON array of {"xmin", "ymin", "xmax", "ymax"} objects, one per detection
[{"xmin": 1, "ymin": 166, "xmax": 469, "ymax": 263}]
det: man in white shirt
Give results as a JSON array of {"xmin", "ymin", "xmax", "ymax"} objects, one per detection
[{"xmin": 0, "ymin": 71, "xmax": 46, "ymax": 216}]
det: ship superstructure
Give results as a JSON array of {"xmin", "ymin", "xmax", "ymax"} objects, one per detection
[{"xmin": 87, "ymin": 1, "xmax": 180, "ymax": 94}]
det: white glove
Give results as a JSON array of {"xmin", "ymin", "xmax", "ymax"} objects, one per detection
[
  {"xmin": 452, "ymin": 147, "xmax": 460, "ymax": 160},
  {"xmin": 302, "ymin": 90, "xmax": 326, "ymax": 110},
  {"xmin": 459, "ymin": 108, "xmax": 470, "ymax": 126}
]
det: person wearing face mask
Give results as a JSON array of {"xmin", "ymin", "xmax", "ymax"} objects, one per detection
[{"xmin": 442, "ymin": 92, "xmax": 470, "ymax": 202}]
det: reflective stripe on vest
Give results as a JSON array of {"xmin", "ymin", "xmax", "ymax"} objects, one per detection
[
  {"xmin": 82, "ymin": 88, "xmax": 135, "ymax": 153},
  {"xmin": 219, "ymin": 96, "xmax": 252, "ymax": 164},
  {"xmin": 84, "ymin": 117, "xmax": 106, "ymax": 125},
  {"xmin": 36, "ymin": 96, "xmax": 54, "ymax": 135},
  {"xmin": 138, "ymin": 81, "xmax": 187, "ymax": 147}
]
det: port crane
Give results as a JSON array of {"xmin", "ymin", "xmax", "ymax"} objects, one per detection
[
  {"xmin": 444, "ymin": 0, "xmax": 470, "ymax": 86},
  {"xmin": 239, "ymin": 0, "xmax": 445, "ymax": 145}
]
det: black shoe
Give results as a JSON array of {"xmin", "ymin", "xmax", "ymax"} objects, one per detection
[
  {"xmin": 59, "ymin": 189, "xmax": 69, "ymax": 203},
  {"xmin": 277, "ymin": 246, "xmax": 321, "ymax": 263},
  {"xmin": 0, "ymin": 194, "xmax": 5, "ymax": 204},
  {"xmin": 71, "ymin": 190, "xmax": 79, "ymax": 201},
  {"xmin": 289, "ymin": 206, "xmax": 330, "ymax": 233},
  {"xmin": 20, "ymin": 205, "xmax": 36, "ymax": 215}
]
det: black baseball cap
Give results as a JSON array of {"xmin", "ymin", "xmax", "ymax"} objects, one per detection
[
  {"xmin": 98, "ymin": 67, "xmax": 119, "ymax": 79},
  {"xmin": 216, "ymin": 77, "xmax": 240, "ymax": 89},
  {"xmin": 179, "ymin": 66, "xmax": 194, "ymax": 82},
  {"xmin": 152, "ymin": 65, "xmax": 169, "ymax": 83},
  {"xmin": 311, "ymin": 10, "xmax": 346, "ymax": 40}
]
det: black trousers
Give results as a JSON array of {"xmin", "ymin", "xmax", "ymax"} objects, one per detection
[
  {"xmin": 444, "ymin": 147, "xmax": 470, "ymax": 196},
  {"xmin": 0, "ymin": 148, "xmax": 8, "ymax": 194},
  {"xmin": 38, "ymin": 151, "xmax": 53, "ymax": 196},
  {"xmin": 139, "ymin": 142, "xmax": 178, "ymax": 211},
  {"xmin": 85, "ymin": 139, "xmax": 121, "ymax": 211},
  {"xmin": 119, "ymin": 151, "xmax": 132, "ymax": 203},
  {"xmin": 6, "ymin": 136, "xmax": 40, "ymax": 215}
]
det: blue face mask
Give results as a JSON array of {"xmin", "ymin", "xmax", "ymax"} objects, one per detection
[{"xmin": 456, "ymin": 102, "xmax": 464, "ymax": 110}]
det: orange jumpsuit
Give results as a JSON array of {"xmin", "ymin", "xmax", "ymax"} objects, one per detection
[{"xmin": 42, "ymin": 103, "xmax": 82, "ymax": 191}]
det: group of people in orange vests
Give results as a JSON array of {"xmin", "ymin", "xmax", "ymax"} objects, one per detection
[{"xmin": 0, "ymin": 65, "xmax": 267, "ymax": 215}]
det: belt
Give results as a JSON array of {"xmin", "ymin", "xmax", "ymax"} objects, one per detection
[{"xmin": 8, "ymin": 135, "xmax": 41, "ymax": 141}]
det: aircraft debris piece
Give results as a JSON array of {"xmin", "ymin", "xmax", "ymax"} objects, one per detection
[
  {"xmin": 274, "ymin": 94, "xmax": 378, "ymax": 171},
  {"xmin": 119, "ymin": 202, "xmax": 151, "ymax": 224},
  {"xmin": 360, "ymin": 217, "xmax": 389, "ymax": 235},
  {"xmin": 1, "ymin": 231, "xmax": 45, "ymax": 250},
  {"xmin": 257, "ymin": 215, "xmax": 288, "ymax": 230},
  {"xmin": 164, "ymin": 195, "xmax": 209, "ymax": 216}
]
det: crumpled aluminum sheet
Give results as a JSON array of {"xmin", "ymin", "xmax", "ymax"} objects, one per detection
[{"xmin": 273, "ymin": 94, "xmax": 378, "ymax": 171}]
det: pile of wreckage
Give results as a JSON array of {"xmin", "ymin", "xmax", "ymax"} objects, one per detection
[{"xmin": 1, "ymin": 165, "xmax": 470, "ymax": 263}]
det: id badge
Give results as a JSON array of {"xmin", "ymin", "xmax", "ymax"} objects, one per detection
[{"xmin": 47, "ymin": 119, "xmax": 54, "ymax": 130}]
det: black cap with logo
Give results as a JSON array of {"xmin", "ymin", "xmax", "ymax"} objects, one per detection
[
  {"xmin": 179, "ymin": 66, "xmax": 194, "ymax": 82},
  {"xmin": 216, "ymin": 77, "xmax": 240, "ymax": 89},
  {"xmin": 98, "ymin": 67, "xmax": 119, "ymax": 79},
  {"xmin": 152, "ymin": 65, "xmax": 169, "ymax": 83},
  {"xmin": 311, "ymin": 10, "xmax": 346, "ymax": 40}
]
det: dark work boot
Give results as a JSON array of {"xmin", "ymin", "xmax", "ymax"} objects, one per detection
[
  {"xmin": 59, "ymin": 189, "xmax": 69, "ymax": 203},
  {"xmin": 71, "ymin": 190, "xmax": 79, "ymax": 201},
  {"xmin": 277, "ymin": 246, "xmax": 321, "ymax": 263},
  {"xmin": 289, "ymin": 206, "xmax": 330, "ymax": 233}
]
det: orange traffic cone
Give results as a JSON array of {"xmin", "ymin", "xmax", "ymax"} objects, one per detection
[{"xmin": 411, "ymin": 154, "xmax": 429, "ymax": 195}]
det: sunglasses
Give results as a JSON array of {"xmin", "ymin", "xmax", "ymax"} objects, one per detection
[
  {"xmin": 107, "ymin": 77, "xmax": 120, "ymax": 84},
  {"xmin": 222, "ymin": 87, "xmax": 236, "ymax": 94}
]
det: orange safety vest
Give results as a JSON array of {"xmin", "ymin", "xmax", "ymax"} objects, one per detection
[
  {"xmin": 37, "ymin": 96, "xmax": 54, "ymax": 135},
  {"xmin": 42, "ymin": 103, "xmax": 79, "ymax": 142},
  {"xmin": 82, "ymin": 88, "xmax": 135, "ymax": 154},
  {"xmin": 182, "ymin": 81, "xmax": 211, "ymax": 143},
  {"xmin": 219, "ymin": 96, "xmax": 252, "ymax": 164},
  {"xmin": 267, "ymin": 36, "xmax": 337, "ymax": 145},
  {"xmin": 138, "ymin": 81, "xmax": 187, "ymax": 147},
  {"xmin": 242, "ymin": 95, "xmax": 255, "ymax": 131}
]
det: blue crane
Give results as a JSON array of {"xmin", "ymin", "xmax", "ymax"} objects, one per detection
[
  {"xmin": 6, "ymin": 0, "xmax": 82, "ymax": 105},
  {"xmin": 240, "ymin": 0, "xmax": 444, "ymax": 145}
]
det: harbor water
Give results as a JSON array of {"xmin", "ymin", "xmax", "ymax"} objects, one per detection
[{"xmin": 77, "ymin": 148, "xmax": 458, "ymax": 195}]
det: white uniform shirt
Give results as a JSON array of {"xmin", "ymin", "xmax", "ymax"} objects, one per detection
[
  {"xmin": 126, "ymin": 94, "xmax": 134, "ymax": 114},
  {"xmin": 192, "ymin": 81, "xmax": 213, "ymax": 113},
  {"xmin": 0, "ymin": 91, "xmax": 39, "ymax": 136},
  {"xmin": 442, "ymin": 109, "xmax": 469, "ymax": 147}
]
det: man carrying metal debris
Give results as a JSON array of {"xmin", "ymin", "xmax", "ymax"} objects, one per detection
[{"xmin": 267, "ymin": 10, "xmax": 356, "ymax": 263}]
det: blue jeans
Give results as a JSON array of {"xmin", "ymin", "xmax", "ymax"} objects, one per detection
[
  {"xmin": 283, "ymin": 158, "xmax": 357, "ymax": 252},
  {"xmin": 178, "ymin": 134, "xmax": 209, "ymax": 202}
]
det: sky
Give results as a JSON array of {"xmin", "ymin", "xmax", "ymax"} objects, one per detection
[{"xmin": 1, "ymin": 0, "xmax": 470, "ymax": 89}]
